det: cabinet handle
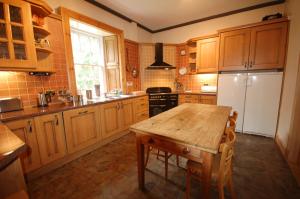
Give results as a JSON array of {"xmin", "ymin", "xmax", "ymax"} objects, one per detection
[
  {"xmin": 244, "ymin": 62, "xmax": 247, "ymax": 68},
  {"xmin": 55, "ymin": 115, "xmax": 59, "ymax": 125},
  {"xmin": 182, "ymin": 147, "xmax": 190, "ymax": 154},
  {"xmin": 249, "ymin": 61, "xmax": 253, "ymax": 68},
  {"xmin": 28, "ymin": 120, "xmax": 32, "ymax": 133},
  {"xmin": 78, "ymin": 110, "xmax": 88, "ymax": 115},
  {"xmin": 116, "ymin": 103, "xmax": 120, "ymax": 110}
]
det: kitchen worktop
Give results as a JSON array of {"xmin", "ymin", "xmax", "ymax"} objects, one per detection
[
  {"xmin": 175, "ymin": 91, "xmax": 217, "ymax": 95},
  {"xmin": 0, "ymin": 122, "xmax": 27, "ymax": 170},
  {"xmin": 0, "ymin": 94, "xmax": 147, "ymax": 123}
]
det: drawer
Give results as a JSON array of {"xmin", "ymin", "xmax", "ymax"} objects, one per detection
[
  {"xmin": 199, "ymin": 95, "xmax": 217, "ymax": 105},
  {"xmin": 134, "ymin": 96, "xmax": 149, "ymax": 112},
  {"xmin": 135, "ymin": 110, "xmax": 149, "ymax": 122},
  {"xmin": 138, "ymin": 134, "xmax": 202, "ymax": 159}
]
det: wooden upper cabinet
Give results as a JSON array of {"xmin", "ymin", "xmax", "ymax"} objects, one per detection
[
  {"xmin": 248, "ymin": 22, "xmax": 288, "ymax": 70},
  {"xmin": 34, "ymin": 113, "xmax": 66, "ymax": 165},
  {"xmin": 63, "ymin": 106, "xmax": 101, "ymax": 154},
  {"xmin": 219, "ymin": 29, "xmax": 251, "ymax": 71},
  {"xmin": 104, "ymin": 35, "xmax": 119, "ymax": 66},
  {"xmin": 196, "ymin": 37, "xmax": 219, "ymax": 73},
  {"xmin": 219, "ymin": 19, "xmax": 288, "ymax": 71},
  {"xmin": 0, "ymin": 0, "xmax": 37, "ymax": 69},
  {"xmin": 5, "ymin": 118, "xmax": 41, "ymax": 173}
]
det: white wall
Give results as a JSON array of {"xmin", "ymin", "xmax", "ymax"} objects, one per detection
[
  {"xmin": 44, "ymin": 0, "xmax": 152, "ymax": 43},
  {"xmin": 277, "ymin": 0, "xmax": 300, "ymax": 148},
  {"xmin": 152, "ymin": 4, "xmax": 285, "ymax": 43}
]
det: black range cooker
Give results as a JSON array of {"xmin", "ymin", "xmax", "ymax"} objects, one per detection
[{"xmin": 146, "ymin": 87, "xmax": 178, "ymax": 117}]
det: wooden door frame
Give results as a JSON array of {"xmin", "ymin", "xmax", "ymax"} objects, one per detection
[{"xmin": 58, "ymin": 7, "xmax": 126, "ymax": 95}]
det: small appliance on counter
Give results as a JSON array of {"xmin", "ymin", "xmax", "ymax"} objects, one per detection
[
  {"xmin": 0, "ymin": 97, "xmax": 23, "ymax": 113},
  {"xmin": 37, "ymin": 92, "xmax": 51, "ymax": 107}
]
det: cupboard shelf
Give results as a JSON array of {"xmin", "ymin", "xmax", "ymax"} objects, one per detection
[
  {"xmin": 33, "ymin": 25, "xmax": 50, "ymax": 37},
  {"xmin": 30, "ymin": 4, "xmax": 52, "ymax": 18}
]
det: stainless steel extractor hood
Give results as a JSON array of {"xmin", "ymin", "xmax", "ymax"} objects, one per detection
[{"xmin": 146, "ymin": 43, "xmax": 176, "ymax": 70}]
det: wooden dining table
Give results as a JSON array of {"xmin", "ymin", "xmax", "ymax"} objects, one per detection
[{"xmin": 130, "ymin": 103, "xmax": 231, "ymax": 199}]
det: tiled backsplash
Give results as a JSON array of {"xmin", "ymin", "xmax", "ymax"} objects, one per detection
[{"xmin": 140, "ymin": 44, "xmax": 177, "ymax": 90}]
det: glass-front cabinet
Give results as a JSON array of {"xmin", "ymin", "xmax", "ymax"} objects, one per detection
[{"xmin": 0, "ymin": 0, "xmax": 37, "ymax": 69}]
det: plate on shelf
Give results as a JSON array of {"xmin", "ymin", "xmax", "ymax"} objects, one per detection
[{"xmin": 179, "ymin": 67, "xmax": 187, "ymax": 75}]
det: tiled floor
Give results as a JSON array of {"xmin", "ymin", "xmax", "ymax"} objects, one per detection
[{"xmin": 28, "ymin": 133, "xmax": 300, "ymax": 199}]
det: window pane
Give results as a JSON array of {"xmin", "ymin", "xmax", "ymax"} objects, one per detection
[
  {"xmin": 11, "ymin": 25, "xmax": 24, "ymax": 40},
  {"xmin": 0, "ymin": 42, "xmax": 9, "ymax": 59},
  {"xmin": 0, "ymin": 23, "xmax": 6, "ymax": 38},
  {"xmin": 0, "ymin": 3, "xmax": 4, "ymax": 20},
  {"xmin": 14, "ymin": 43, "xmax": 26, "ymax": 60},
  {"xmin": 9, "ymin": 5, "xmax": 22, "ymax": 23}
]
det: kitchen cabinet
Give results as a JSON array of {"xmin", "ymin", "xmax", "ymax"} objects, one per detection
[
  {"xmin": 196, "ymin": 37, "xmax": 219, "ymax": 73},
  {"xmin": 63, "ymin": 106, "xmax": 101, "ymax": 154},
  {"xmin": 104, "ymin": 35, "xmax": 121, "ymax": 91},
  {"xmin": 219, "ymin": 19, "xmax": 288, "ymax": 71},
  {"xmin": 0, "ymin": 0, "xmax": 37, "ymax": 69},
  {"xmin": 101, "ymin": 98, "xmax": 136, "ymax": 138},
  {"xmin": 179, "ymin": 94, "xmax": 217, "ymax": 105},
  {"xmin": 219, "ymin": 29, "xmax": 251, "ymax": 71},
  {"xmin": 34, "ymin": 112, "xmax": 66, "ymax": 165},
  {"xmin": 5, "ymin": 118, "xmax": 41, "ymax": 173},
  {"xmin": 133, "ymin": 96, "xmax": 149, "ymax": 123}
]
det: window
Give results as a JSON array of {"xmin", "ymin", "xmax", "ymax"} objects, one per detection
[{"xmin": 70, "ymin": 19, "xmax": 107, "ymax": 96}]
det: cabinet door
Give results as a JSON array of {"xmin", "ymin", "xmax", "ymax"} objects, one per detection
[
  {"xmin": 249, "ymin": 22, "xmax": 288, "ymax": 70},
  {"xmin": 101, "ymin": 101, "xmax": 121, "ymax": 138},
  {"xmin": 199, "ymin": 95, "xmax": 217, "ymax": 105},
  {"xmin": 120, "ymin": 99, "xmax": 134, "ymax": 130},
  {"xmin": 219, "ymin": 29, "xmax": 251, "ymax": 71},
  {"xmin": 34, "ymin": 113, "xmax": 66, "ymax": 165},
  {"xmin": 5, "ymin": 119, "xmax": 41, "ymax": 173},
  {"xmin": 196, "ymin": 37, "xmax": 219, "ymax": 73},
  {"xmin": 0, "ymin": 0, "xmax": 36, "ymax": 69},
  {"xmin": 64, "ymin": 106, "xmax": 101, "ymax": 154}
]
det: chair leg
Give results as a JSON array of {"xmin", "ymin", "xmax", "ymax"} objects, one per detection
[
  {"xmin": 227, "ymin": 173, "xmax": 236, "ymax": 199},
  {"xmin": 165, "ymin": 151, "xmax": 168, "ymax": 180},
  {"xmin": 176, "ymin": 155, "xmax": 180, "ymax": 167},
  {"xmin": 156, "ymin": 149, "xmax": 160, "ymax": 160},
  {"xmin": 145, "ymin": 145, "xmax": 151, "ymax": 167},
  {"xmin": 218, "ymin": 183, "xmax": 225, "ymax": 199},
  {"xmin": 186, "ymin": 170, "xmax": 191, "ymax": 199}
]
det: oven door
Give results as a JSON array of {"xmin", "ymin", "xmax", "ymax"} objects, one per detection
[{"xmin": 149, "ymin": 104, "xmax": 168, "ymax": 117}]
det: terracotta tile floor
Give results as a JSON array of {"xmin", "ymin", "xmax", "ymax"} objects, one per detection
[{"xmin": 28, "ymin": 133, "xmax": 300, "ymax": 199}]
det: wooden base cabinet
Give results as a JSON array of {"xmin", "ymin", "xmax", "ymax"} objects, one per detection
[
  {"xmin": 34, "ymin": 113, "xmax": 66, "ymax": 165},
  {"xmin": 5, "ymin": 119, "xmax": 41, "ymax": 173},
  {"xmin": 133, "ymin": 96, "xmax": 149, "ymax": 123},
  {"xmin": 120, "ymin": 99, "xmax": 134, "ymax": 131},
  {"xmin": 63, "ymin": 106, "xmax": 101, "ymax": 154},
  {"xmin": 179, "ymin": 94, "xmax": 217, "ymax": 105}
]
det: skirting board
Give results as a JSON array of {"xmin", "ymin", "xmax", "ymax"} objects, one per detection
[
  {"xmin": 275, "ymin": 136, "xmax": 300, "ymax": 186},
  {"xmin": 26, "ymin": 130, "xmax": 131, "ymax": 181}
]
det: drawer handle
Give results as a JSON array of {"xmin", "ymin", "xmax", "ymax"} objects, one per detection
[
  {"xmin": 27, "ymin": 120, "xmax": 32, "ymax": 133},
  {"xmin": 182, "ymin": 147, "xmax": 190, "ymax": 154},
  {"xmin": 55, "ymin": 115, "xmax": 59, "ymax": 125},
  {"xmin": 148, "ymin": 138, "xmax": 155, "ymax": 144},
  {"xmin": 78, "ymin": 110, "xmax": 88, "ymax": 115}
]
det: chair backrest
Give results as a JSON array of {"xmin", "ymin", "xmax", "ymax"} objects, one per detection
[
  {"xmin": 218, "ymin": 128, "xmax": 236, "ymax": 185},
  {"xmin": 229, "ymin": 111, "xmax": 238, "ymax": 122}
]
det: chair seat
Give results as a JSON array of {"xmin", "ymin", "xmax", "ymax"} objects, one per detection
[{"xmin": 186, "ymin": 154, "xmax": 221, "ymax": 184}]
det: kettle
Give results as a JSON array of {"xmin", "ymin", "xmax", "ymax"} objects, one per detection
[{"xmin": 37, "ymin": 92, "xmax": 51, "ymax": 107}]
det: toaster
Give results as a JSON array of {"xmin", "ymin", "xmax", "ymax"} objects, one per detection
[{"xmin": 0, "ymin": 97, "xmax": 23, "ymax": 113}]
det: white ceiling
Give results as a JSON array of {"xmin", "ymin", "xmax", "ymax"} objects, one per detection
[{"xmin": 94, "ymin": 0, "xmax": 276, "ymax": 31}]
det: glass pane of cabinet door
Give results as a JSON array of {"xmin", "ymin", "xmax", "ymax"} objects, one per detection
[{"xmin": 0, "ymin": 0, "xmax": 36, "ymax": 68}]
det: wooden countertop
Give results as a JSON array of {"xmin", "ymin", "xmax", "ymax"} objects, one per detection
[
  {"xmin": 130, "ymin": 103, "xmax": 231, "ymax": 154},
  {"xmin": 0, "ymin": 94, "xmax": 147, "ymax": 122},
  {"xmin": 0, "ymin": 122, "xmax": 27, "ymax": 170}
]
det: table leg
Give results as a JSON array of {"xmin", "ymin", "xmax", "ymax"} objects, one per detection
[
  {"xmin": 136, "ymin": 135, "xmax": 145, "ymax": 190},
  {"xmin": 201, "ymin": 152, "xmax": 213, "ymax": 199}
]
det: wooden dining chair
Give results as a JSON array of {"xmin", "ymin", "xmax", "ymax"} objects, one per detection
[
  {"xmin": 145, "ymin": 146, "xmax": 179, "ymax": 180},
  {"xmin": 186, "ymin": 128, "xmax": 237, "ymax": 199}
]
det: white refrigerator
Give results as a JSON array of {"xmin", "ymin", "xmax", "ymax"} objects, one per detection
[{"xmin": 217, "ymin": 72, "xmax": 283, "ymax": 137}]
